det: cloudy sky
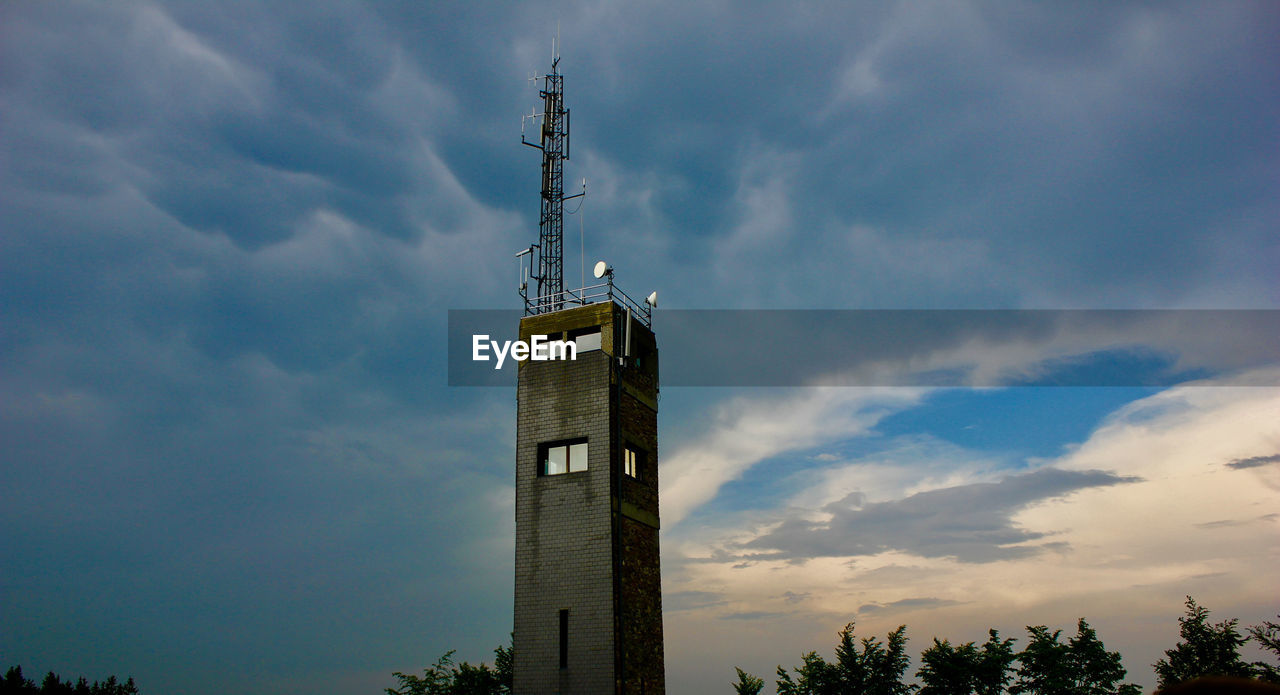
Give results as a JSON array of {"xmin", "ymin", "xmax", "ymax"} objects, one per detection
[{"xmin": 2, "ymin": 2, "xmax": 1278, "ymax": 694}]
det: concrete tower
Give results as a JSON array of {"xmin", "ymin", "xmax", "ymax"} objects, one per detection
[
  {"xmin": 512, "ymin": 301, "xmax": 663, "ymax": 694},
  {"xmin": 512, "ymin": 50, "xmax": 662, "ymax": 694}
]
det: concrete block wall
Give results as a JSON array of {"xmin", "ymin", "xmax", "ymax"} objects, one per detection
[
  {"xmin": 513, "ymin": 304, "xmax": 664, "ymax": 695},
  {"xmin": 514, "ymin": 348, "xmax": 615, "ymax": 694},
  {"xmin": 618, "ymin": 384, "xmax": 663, "ymax": 695}
]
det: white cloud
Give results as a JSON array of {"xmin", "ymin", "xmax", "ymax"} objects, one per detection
[
  {"xmin": 664, "ymin": 373, "xmax": 1280, "ymax": 691},
  {"xmin": 790, "ymin": 433, "xmax": 1006, "ymax": 510},
  {"xmin": 661, "ymin": 387, "xmax": 926, "ymax": 526},
  {"xmin": 1014, "ymin": 377, "xmax": 1280, "ymax": 582}
]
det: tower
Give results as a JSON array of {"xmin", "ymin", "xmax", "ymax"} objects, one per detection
[{"xmin": 513, "ymin": 52, "xmax": 664, "ymax": 695}]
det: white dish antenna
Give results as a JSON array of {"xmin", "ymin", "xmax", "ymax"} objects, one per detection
[
  {"xmin": 593, "ymin": 260, "xmax": 612, "ymax": 279},
  {"xmin": 645, "ymin": 291, "xmax": 658, "ymax": 308}
]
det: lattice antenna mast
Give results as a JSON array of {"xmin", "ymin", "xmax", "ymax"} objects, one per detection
[{"xmin": 521, "ymin": 39, "xmax": 582, "ymax": 314}]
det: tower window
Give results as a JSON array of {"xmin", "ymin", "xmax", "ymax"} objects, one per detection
[
  {"xmin": 623, "ymin": 445, "xmax": 643, "ymax": 479},
  {"xmin": 570, "ymin": 328, "xmax": 601, "ymax": 352},
  {"xmin": 541, "ymin": 440, "xmax": 588, "ymax": 475},
  {"xmin": 559, "ymin": 609, "xmax": 569, "ymax": 669}
]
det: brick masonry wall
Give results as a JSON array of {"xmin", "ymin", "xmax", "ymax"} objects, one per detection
[
  {"xmin": 514, "ymin": 348, "xmax": 615, "ymax": 694},
  {"xmin": 513, "ymin": 305, "xmax": 664, "ymax": 695},
  {"xmin": 619, "ymin": 389, "xmax": 659, "ymax": 516},
  {"xmin": 618, "ymin": 514, "xmax": 664, "ymax": 695},
  {"xmin": 618, "ymin": 356, "xmax": 663, "ymax": 695}
]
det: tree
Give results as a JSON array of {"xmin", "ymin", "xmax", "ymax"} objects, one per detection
[
  {"xmin": 449, "ymin": 662, "xmax": 500, "ymax": 695},
  {"xmin": 493, "ymin": 639, "xmax": 513, "ymax": 693},
  {"xmin": 3, "ymin": 666, "xmax": 38, "ymax": 695},
  {"xmin": 857, "ymin": 624, "xmax": 912, "ymax": 695},
  {"xmin": 917, "ymin": 630, "xmax": 1016, "ymax": 695},
  {"xmin": 1011, "ymin": 626, "xmax": 1072, "ymax": 695},
  {"xmin": 776, "ymin": 622, "xmax": 910, "ymax": 695},
  {"xmin": 973, "ymin": 630, "xmax": 1018, "ymax": 695},
  {"xmin": 918, "ymin": 639, "xmax": 980, "ymax": 695},
  {"xmin": 1153, "ymin": 596, "xmax": 1253, "ymax": 689},
  {"xmin": 386, "ymin": 651, "xmax": 458, "ymax": 695},
  {"xmin": 385, "ymin": 640, "xmax": 511, "ymax": 695},
  {"xmin": 1248, "ymin": 615, "xmax": 1280, "ymax": 684},
  {"xmin": 1011, "ymin": 620, "xmax": 1140, "ymax": 695},
  {"xmin": 1067, "ymin": 619, "xmax": 1139, "ymax": 695},
  {"xmin": 0, "ymin": 667, "xmax": 138, "ymax": 695},
  {"xmin": 776, "ymin": 651, "xmax": 835, "ymax": 695},
  {"xmin": 732, "ymin": 667, "xmax": 765, "ymax": 695},
  {"xmin": 2, "ymin": 670, "xmax": 36, "ymax": 695}
]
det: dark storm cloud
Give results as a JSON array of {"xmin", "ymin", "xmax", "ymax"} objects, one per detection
[
  {"xmin": 3, "ymin": 1, "xmax": 464, "ymax": 249},
  {"xmin": 2, "ymin": 0, "xmax": 526, "ymax": 377},
  {"xmin": 1, "ymin": 3, "xmax": 524, "ymax": 692},
  {"xmin": 1225, "ymin": 454, "xmax": 1280, "ymax": 470},
  {"xmin": 2, "ymin": 1, "xmax": 1277, "ymax": 694},
  {"xmin": 743, "ymin": 468, "xmax": 1140, "ymax": 563},
  {"xmin": 528, "ymin": 2, "xmax": 1280, "ymax": 309}
]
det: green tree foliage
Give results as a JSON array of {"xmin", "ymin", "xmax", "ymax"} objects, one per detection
[
  {"xmin": 776, "ymin": 652, "xmax": 835, "ymax": 695},
  {"xmin": 449, "ymin": 662, "xmax": 501, "ymax": 695},
  {"xmin": 385, "ymin": 639, "xmax": 512, "ymax": 695},
  {"xmin": 1249, "ymin": 615, "xmax": 1280, "ymax": 683},
  {"xmin": 1011, "ymin": 626, "xmax": 1072, "ymax": 695},
  {"xmin": 1066, "ymin": 619, "xmax": 1140, "ymax": 695},
  {"xmin": 1, "ymin": 667, "xmax": 34, "ymax": 695},
  {"xmin": 974, "ymin": 630, "xmax": 1019, "ymax": 695},
  {"xmin": 386, "ymin": 651, "xmax": 457, "ymax": 695},
  {"xmin": 1010, "ymin": 619, "xmax": 1140, "ymax": 695},
  {"xmin": 2, "ymin": 666, "xmax": 138, "ymax": 695},
  {"xmin": 918, "ymin": 638, "xmax": 979, "ymax": 695},
  {"xmin": 732, "ymin": 666, "xmax": 765, "ymax": 695},
  {"xmin": 492, "ymin": 639, "xmax": 513, "ymax": 692},
  {"xmin": 917, "ymin": 630, "xmax": 1017, "ymax": 695},
  {"xmin": 1153, "ymin": 596, "xmax": 1254, "ymax": 689},
  {"xmin": 849, "ymin": 623, "xmax": 911, "ymax": 695},
  {"xmin": 776, "ymin": 622, "xmax": 911, "ymax": 695}
]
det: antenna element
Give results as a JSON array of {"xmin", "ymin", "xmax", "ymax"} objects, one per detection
[
  {"xmin": 515, "ymin": 48, "xmax": 654, "ymax": 327},
  {"xmin": 520, "ymin": 49, "xmax": 582, "ymax": 313}
]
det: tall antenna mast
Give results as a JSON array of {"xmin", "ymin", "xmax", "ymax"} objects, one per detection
[{"xmin": 521, "ymin": 41, "xmax": 581, "ymax": 314}]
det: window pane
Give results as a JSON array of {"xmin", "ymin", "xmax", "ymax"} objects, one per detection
[
  {"xmin": 573, "ymin": 331, "xmax": 601, "ymax": 352},
  {"xmin": 568, "ymin": 442, "xmax": 588, "ymax": 472},
  {"xmin": 626, "ymin": 447, "xmax": 644, "ymax": 478},
  {"xmin": 546, "ymin": 445, "xmax": 567, "ymax": 475}
]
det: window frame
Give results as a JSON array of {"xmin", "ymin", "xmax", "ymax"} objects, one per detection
[
  {"xmin": 623, "ymin": 444, "xmax": 644, "ymax": 480},
  {"xmin": 539, "ymin": 438, "xmax": 589, "ymax": 476}
]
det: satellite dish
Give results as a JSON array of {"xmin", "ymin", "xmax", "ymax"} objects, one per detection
[
  {"xmin": 593, "ymin": 261, "xmax": 611, "ymax": 279},
  {"xmin": 645, "ymin": 291, "xmax": 658, "ymax": 308}
]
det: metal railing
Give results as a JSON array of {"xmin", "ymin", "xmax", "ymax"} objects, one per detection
[{"xmin": 520, "ymin": 276, "xmax": 652, "ymax": 328}]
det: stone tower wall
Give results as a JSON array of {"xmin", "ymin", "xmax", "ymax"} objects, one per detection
[{"xmin": 513, "ymin": 303, "xmax": 663, "ymax": 695}]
